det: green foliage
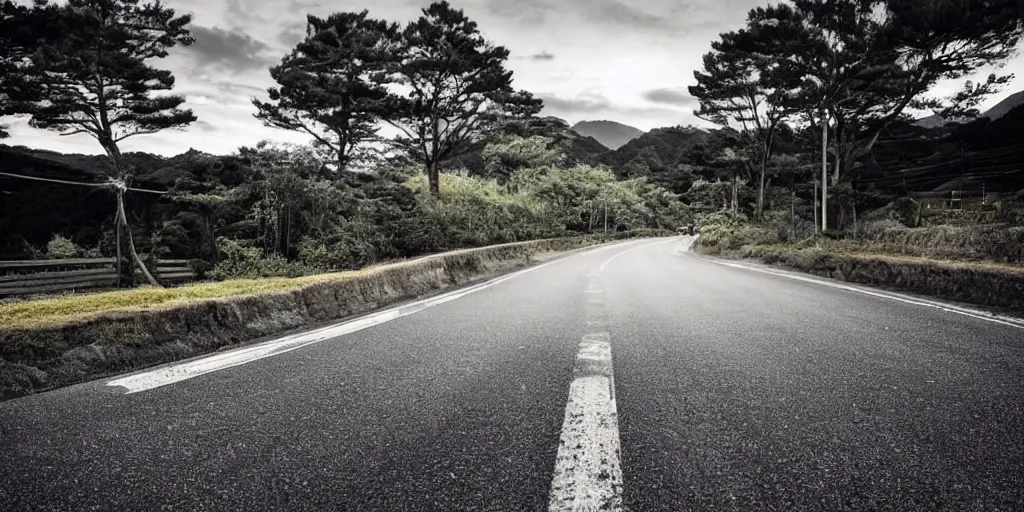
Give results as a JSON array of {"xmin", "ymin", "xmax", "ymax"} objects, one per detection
[
  {"xmin": 694, "ymin": 211, "xmax": 781, "ymax": 254},
  {"xmin": 408, "ymin": 172, "xmax": 561, "ymax": 249},
  {"xmin": 45, "ymin": 234, "xmax": 79, "ymax": 259},
  {"xmin": 481, "ymin": 135, "xmax": 564, "ymax": 182},
  {"xmin": 1, "ymin": 0, "xmax": 51, "ymax": 137},
  {"xmin": 212, "ymin": 237, "xmax": 317, "ymax": 279}
]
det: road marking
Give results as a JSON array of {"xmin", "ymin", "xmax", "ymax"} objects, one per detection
[
  {"xmin": 710, "ymin": 259, "xmax": 1024, "ymax": 330},
  {"xmin": 548, "ymin": 333, "xmax": 623, "ymax": 512},
  {"xmin": 107, "ymin": 241, "xmax": 637, "ymax": 394},
  {"xmin": 597, "ymin": 238, "xmax": 676, "ymax": 274}
]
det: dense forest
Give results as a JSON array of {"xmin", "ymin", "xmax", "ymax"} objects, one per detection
[{"xmin": 1, "ymin": 0, "xmax": 1023, "ymax": 286}]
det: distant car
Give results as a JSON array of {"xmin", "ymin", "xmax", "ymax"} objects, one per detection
[{"xmin": 676, "ymin": 225, "xmax": 698, "ymax": 236}]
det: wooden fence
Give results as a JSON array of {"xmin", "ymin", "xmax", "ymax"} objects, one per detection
[{"xmin": 0, "ymin": 258, "xmax": 197, "ymax": 297}]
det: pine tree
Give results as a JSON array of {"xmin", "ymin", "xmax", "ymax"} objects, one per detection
[
  {"xmin": 689, "ymin": 5, "xmax": 803, "ymax": 222},
  {"xmin": 386, "ymin": 1, "xmax": 542, "ymax": 197},
  {"xmin": 253, "ymin": 11, "xmax": 402, "ymax": 172},
  {"xmin": 11, "ymin": 0, "xmax": 196, "ymax": 285}
]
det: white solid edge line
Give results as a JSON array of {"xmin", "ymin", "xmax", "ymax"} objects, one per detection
[
  {"xmin": 548, "ymin": 336, "xmax": 623, "ymax": 512},
  {"xmin": 709, "ymin": 259, "xmax": 1024, "ymax": 330},
  {"xmin": 106, "ymin": 239, "xmax": 643, "ymax": 394}
]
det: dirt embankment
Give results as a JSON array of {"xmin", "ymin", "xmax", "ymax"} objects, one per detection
[
  {"xmin": 738, "ymin": 245, "xmax": 1024, "ymax": 313},
  {"xmin": 0, "ymin": 236, "xmax": 628, "ymax": 400},
  {"xmin": 693, "ymin": 224, "xmax": 1024, "ymax": 315}
]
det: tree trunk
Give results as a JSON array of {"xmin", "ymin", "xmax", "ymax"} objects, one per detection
[
  {"xmin": 814, "ymin": 180, "xmax": 820, "ymax": 233},
  {"xmin": 756, "ymin": 149, "xmax": 768, "ymax": 223},
  {"xmin": 791, "ymin": 190, "xmax": 796, "ymax": 240},
  {"xmin": 101, "ymin": 137, "xmax": 160, "ymax": 287},
  {"xmin": 852, "ymin": 200, "xmax": 858, "ymax": 235},
  {"xmin": 115, "ymin": 211, "xmax": 123, "ymax": 287},
  {"xmin": 427, "ymin": 162, "xmax": 440, "ymax": 197},
  {"xmin": 731, "ymin": 174, "xmax": 739, "ymax": 213},
  {"xmin": 117, "ymin": 190, "xmax": 159, "ymax": 286}
]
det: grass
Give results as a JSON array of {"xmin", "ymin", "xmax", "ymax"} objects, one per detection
[
  {"xmin": 0, "ymin": 270, "xmax": 370, "ymax": 330},
  {"xmin": 740, "ymin": 243, "xmax": 1024, "ymax": 271}
]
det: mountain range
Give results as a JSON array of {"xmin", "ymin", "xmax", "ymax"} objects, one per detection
[{"xmin": 570, "ymin": 120, "xmax": 645, "ymax": 150}]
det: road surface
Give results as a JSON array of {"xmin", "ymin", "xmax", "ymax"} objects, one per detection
[{"xmin": 3, "ymin": 237, "xmax": 1024, "ymax": 511}]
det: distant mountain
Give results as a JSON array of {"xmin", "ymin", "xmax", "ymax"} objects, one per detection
[
  {"xmin": 981, "ymin": 90, "xmax": 1024, "ymax": 121},
  {"xmin": 599, "ymin": 125, "xmax": 713, "ymax": 194},
  {"xmin": 571, "ymin": 120, "xmax": 644, "ymax": 150},
  {"xmin": 914, "ymin": 89, "xmax": 1024, "ymax": 128},
  {"xmin": 601, "ymin": 125, "xmax": 711, "ymax": 172},
  {"xmin": 0, "ymin": 144, "xmax": 204, "ymax": 188},
  {"xmin": 914, "ymin": 114, "xmax": 973, "ymax": 129}
]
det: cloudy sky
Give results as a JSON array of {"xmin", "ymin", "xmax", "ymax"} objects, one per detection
[{"xmin": 4, "ymin": 0, "xmax": 1023, "ymax": 156}]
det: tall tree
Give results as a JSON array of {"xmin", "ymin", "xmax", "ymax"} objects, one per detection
[
  {"xmin": 12, "ymin": 0, "xmax": 196, "ymax": 284},
  {"xmin": 785, "ymin": 0, "xmax": 1024, "ymax": 188},
  {"xmin": 689, "ymin": 5, "xmax": 802, "ymax": 223},
  {"xmin": 253, "ymin": 11, "xmax": 402, "ymax": 172},
  {"xmin": 386, "ymin": 1, "xmax": 542, "ymax": 197},
  {"xmin": 0, "ymin": 0, "xmax": 55, "ymax": 138}
]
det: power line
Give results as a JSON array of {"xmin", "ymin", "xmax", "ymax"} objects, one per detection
[{"xmin": 0, "ymin": 171, "xmax": 170, "ymax": 194}]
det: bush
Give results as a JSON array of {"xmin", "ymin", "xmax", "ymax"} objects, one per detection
[
  {"xmin": 46, "ymin": 235, "xmax": 80, "ymax": 259},
  {"xmin": 212, "ymin": 237, "xmax": 317, "ymax": 279},
  {"xmin": 409, "ymin": 172, "xmax": 562, "ymax": 250},
  {"xmin": 693, "ymin": 211, "xmax": 780, "ymax": 254},
  {"xmin": 892, "ymin": 197, "xmax": 922, "ymax": 227},
  {"xmin": 856, "ymin": 219, "xmax": 904, "ymax": 237}
]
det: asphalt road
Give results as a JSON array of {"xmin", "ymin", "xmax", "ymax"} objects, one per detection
[{"xmin": 2, "ymin": 237, "xmax": 1024, "ymax": 511}]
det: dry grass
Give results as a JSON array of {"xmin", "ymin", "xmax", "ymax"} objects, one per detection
[{"xmin": 0, "ymin": 270, "xmax": 366, "ymax": 330}]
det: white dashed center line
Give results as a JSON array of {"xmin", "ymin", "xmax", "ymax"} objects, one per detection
[{"xmin": 549, "ymin": 267, "xmax": 624, "ymax": 511}]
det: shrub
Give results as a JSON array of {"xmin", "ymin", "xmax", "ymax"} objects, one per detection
[
  {"xmin": 46, "ymin": 235, "xmax": 80, "ymax": 259},
  {"xmin": 892, "ymin": 197, "xmax": 922, "ymax": 227},
  {"xmin": 212, "ymin": 237, "xmax": 316, "ymax": 279},
  {"xmin": 693, "ymin": 211, "xmax": 780, "ymax": 254}
]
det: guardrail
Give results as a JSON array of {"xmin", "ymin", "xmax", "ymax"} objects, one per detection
[{"xmin": 0, "ymin": 258, "xmax": 196, "ymax": 297}]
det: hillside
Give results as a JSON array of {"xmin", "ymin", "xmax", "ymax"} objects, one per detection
[
  {"xmin": 914, "ymin": 89, "xmax": 1024, "ymax": 128},
  {"xmin": 981, "ymin": 90, "xmax": 1024, "ymax": 121},
  {"xmin": 443, "ymin": 116, "xmax": 612, "ymax": 175},
  {"xmin": 0, "ymin": 144, "xmax": 202, "ymax": 188},
  {"xmin": 0, "ymin": 145, "xmax": 215, "ymax": 257},
  {"xmin": 570, "ymin": 120, "xmax": 644, "ymax": 150},
  {"xmin": 597, "ymin": 125, "xmax": 712, "ymax": 194},
  {"xmin": 864, "ymin": 102, "xmax": 1024, "ymax": 201}
]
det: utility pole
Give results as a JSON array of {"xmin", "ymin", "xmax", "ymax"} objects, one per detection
[
  {"xmin": 603, "ymin": 203, "xmax": 608, "ymax": 233},
  {"xmin": 821, "ymin": 108, "xmax": 829, "ymax": 232}
]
